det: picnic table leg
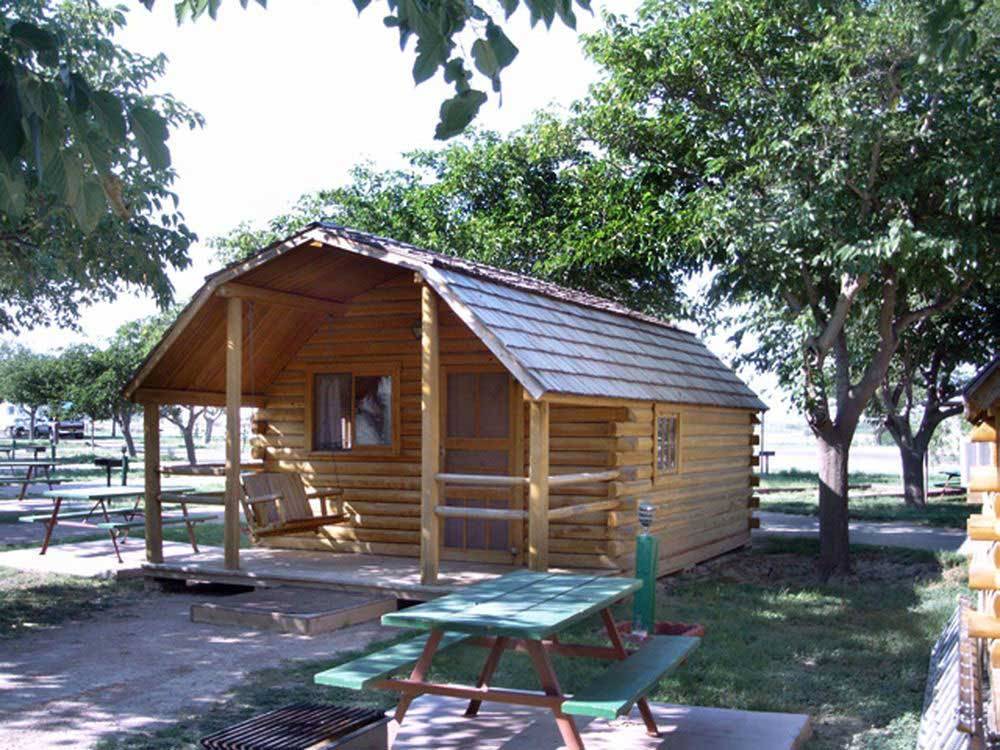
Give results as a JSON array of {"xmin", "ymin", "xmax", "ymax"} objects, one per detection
[
  {"xmin": 600, "ymin": 609, "xmax": 659, "ymax": 737},
  {"xmin": 465, "ymin": 635, "xmax": 508, "ymax": 717},
  {"xmin": 40, "ymin": 495, "xmax": 62, "ymax": 555},
  {"xmin": 108, "ymin": 528, "xmax": 124, "ymax": 563},
  {"xmin": 17, "ymin": 465, "xmax": 34, "ymax": 501},
  {"xmin": 394, "ymin": 628, "xmax": 444, "ymax": 724},
  {"xmin": 524, "ymin": 640, "xmax": 585, "ymax": 750},
  {"xmin": 180, "ymin": 502, "xmax": 199, "ymax": 553}
]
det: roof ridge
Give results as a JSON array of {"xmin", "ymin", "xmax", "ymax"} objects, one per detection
[{"xmin": 316, "ymin": 222, "xmax": 690, "ymax": 335}]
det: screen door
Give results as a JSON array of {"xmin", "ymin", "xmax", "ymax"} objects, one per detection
[{"xmin": 442, "ymin": 368, "xmax": 521, "ymax": 563}]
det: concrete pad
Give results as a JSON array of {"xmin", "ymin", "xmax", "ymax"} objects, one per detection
[
  {"xmin": 389, "ymin": 694, "xmax": 811, "ymax": 749},
  {"xmin": 0, "ymin": 538, "xmax": 197, "ymax": 579},
  {"xmin": 191, "ymin": 587, "xmax": 396, "ymax": 634}
]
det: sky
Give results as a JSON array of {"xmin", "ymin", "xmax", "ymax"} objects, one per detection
[{"xmin": 19, "ymin": 0, "xmax": 799, "ymax": 422}]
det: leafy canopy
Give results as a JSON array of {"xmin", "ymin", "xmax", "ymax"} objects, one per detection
[
  {"xmin": 0, "ymin": 0, "xmax": 201, "ymax": 329},
  {"xmin": 582, "ymin": 0, "xmax": 999, "ymax": 427},
  {"xmin": 212, "ymin": 118, "xmax": 690, "ymax": 316}
]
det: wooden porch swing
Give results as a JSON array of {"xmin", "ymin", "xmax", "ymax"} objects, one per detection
[{"xmin": 241, "ymin": 472, "xmax": 347, "ymax": 540}]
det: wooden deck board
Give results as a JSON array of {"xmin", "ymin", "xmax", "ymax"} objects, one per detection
[{"xmin": 144, "ymin": 545, "xmax": 614, "ymax": 599}]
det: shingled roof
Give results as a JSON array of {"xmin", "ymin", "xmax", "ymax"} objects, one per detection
[
  {"xmin": 314, "ymin": 224, "xmax": 766, "ymax": 411},
  {"xmin": 127, "ymin": 223, "xmax": 766, "ymax": 411}
]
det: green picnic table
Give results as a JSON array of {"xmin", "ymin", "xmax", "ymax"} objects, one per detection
[
  {"xmin": 314, "ymin": 570, "xmax": 699, "ymax": 749},
  {"xmin": 0, "ymin": 459, "xmax": 59, "ymax": 501},
  {"xmin": 19, "ymin": 484, "xmax": 208, "ymax": 562}
]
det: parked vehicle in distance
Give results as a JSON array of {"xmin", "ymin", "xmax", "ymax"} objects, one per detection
[
  {"xmin": 56, "ymin": 420, "xmax": 86, "ymax": 440},
  {"xmin": 17, "ymin": 418, "xmax": 86, "ymax": 440}
]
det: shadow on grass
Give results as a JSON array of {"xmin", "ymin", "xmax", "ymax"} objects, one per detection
[{"xmin": 0, "ymin": 566, "xmax": 146, "ymax": 638}]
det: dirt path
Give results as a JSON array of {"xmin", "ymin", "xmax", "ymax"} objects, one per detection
[{"xmin": 0, "ymin": 588, "xmax": 391, "ymax": 749}]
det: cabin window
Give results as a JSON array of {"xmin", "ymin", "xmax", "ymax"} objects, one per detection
[
  {"xmin": 655, "ymin": 413, "xmax": 679, "ymax": 474},
  {"xmin": 308, "ymin": 364, "xmax": 399, "ymax": 453}
]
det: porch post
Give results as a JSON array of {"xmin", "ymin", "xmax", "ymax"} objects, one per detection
[
  {"xmin": 528, "ymin": 399, "xmax": 550, "ymax": 572},
  {"xmin": 143, "ymin": 403, "xmax": 162, "ymax": 563},
  {"xmin": 420, "ymin": 284, "xmax": 441, "ymax": 585},
  {"xmin": 225, "ymin": 296, "xmax": 242, "ymax": 570}
]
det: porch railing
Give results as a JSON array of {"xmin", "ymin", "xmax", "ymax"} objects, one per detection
[{"xmin": 433, "ymin": 470, "xmax": 620, "ymax": 522}]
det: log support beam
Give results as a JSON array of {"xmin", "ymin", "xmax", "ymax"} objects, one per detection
[
  {"xmin": 420, "ymin": 285, "xmax": 441, "ymax": 585},
  {"xmin": 528, "ymin": 400, "xmax": 550, "ymax": 572},
  {"xmin": 217, "ymin": 281, "xmax": 346, "ymax": 315},
  {"xmin": 224, "ymin": 296, "xmax": 242, "ymax": 570},
  {"xmin": 143, "ymin": 404, "xmax": 162, "ymax": 564}
]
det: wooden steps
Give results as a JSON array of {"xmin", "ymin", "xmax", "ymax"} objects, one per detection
[{"xmin": 191, "ymin": 588, "xmax": 395, "ymax": 635}]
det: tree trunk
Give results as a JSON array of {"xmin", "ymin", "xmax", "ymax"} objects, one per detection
[
  {"xmin": 900, "ymin": 444, "xmax": 927, "ymax": 507},
  {"xmin": 204, "ymin": 414, "xmax": 215, "ymax": 445},
  {"xmin": 28, "ymin": 407, "xmax": 36, "ymax": 437},
  {"xmin": 182, "ymin": 424, "xmax": 198, "ymax": 465},
  {"xmin": 817, "ymin": 436, "xmax": 851, "ymax": 579},
  {"xmin": 111, "ymin": 417, "xmax": 117, "ymax": 438},
  {"xmin": 119, "ymin": 409, "xmax": 137, "ymax": 458}
]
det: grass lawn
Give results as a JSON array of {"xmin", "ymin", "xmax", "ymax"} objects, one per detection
[
  {"xmin": 93, "ymin": 538, "xmax": 964, "ymax": 750},
  {"xmin": 0, "ymin": 566, "xmax": 146, "ymax": 638},
  {"xmin": 760, "ymin": 469, "xmax": 976, "ymax": 529}
]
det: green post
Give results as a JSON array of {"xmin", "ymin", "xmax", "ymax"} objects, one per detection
[{"xmin": 632, "ymin": 503, "xmax": 658, "ymax": 634}]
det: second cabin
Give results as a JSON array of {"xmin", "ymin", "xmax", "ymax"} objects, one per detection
[{"xmin": 125, "ymin": 224, "xmax": 766, "ymax": 584}]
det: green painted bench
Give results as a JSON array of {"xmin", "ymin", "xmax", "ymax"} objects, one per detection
[
  {"xmin": 315, "ymin": 632, "xmax": 471, "ymax": 691},
  {"xmin": 562, "ymin": 635, "xmax": 699, "ymax": 720}
]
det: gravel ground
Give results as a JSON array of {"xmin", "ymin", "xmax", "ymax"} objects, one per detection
[{"xmin": 0, "ymin": 587, "xmax": 391, "ymax": 749}]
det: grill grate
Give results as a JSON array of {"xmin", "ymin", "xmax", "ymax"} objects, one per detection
[{"xmin": 200, "ymin": 704, "xmax": 385, "ymax": 750}]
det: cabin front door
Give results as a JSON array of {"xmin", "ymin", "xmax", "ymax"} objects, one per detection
[{"xmin": 441, "ymin": 367, "xmax": 523, "ymax": 565}]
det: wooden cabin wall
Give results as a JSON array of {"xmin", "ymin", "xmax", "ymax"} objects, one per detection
[
  {"xmin": 608, "ymin": 403, "xmax": 757, "ymax": 576},
  {"xmin": 539, "ymin": 403, "xmax": 647, "ymax": 570}
]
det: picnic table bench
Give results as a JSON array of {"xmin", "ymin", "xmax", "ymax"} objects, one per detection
[
  {"xmin": 0, "ymin": 460, "xmax": 60, "ymax": 500},
  {"xmin": 18, "ymin": 484, "xmax": 204, "ymax": 562},
  {"xmin": 314, "ymin": 570, "xmax": 699, "ymax": 750}
]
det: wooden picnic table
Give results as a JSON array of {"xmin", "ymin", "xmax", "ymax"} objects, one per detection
[
  {"xmin": 21, "ymin": 484, "xmax": 205, "ymax": 562},
  {"xmin": 0, "ymin": 460, "xmax": 59, "ymax": 501},
  {"xmin": 315, "ymin": 570, "xmax": 700, "ymax": 750}
]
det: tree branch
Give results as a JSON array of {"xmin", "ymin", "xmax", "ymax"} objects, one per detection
[
  {"xmin": 896, "ymin": 277, "xmax": 974, "ymax": 330},
  {"xmin": 812, "ymin": 272, "xmax": 869, "ymax": 357}
]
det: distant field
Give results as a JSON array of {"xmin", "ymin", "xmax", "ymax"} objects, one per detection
[{"xmin": 759, "ymin": 469, "xmax": 975, "ymax": 528}]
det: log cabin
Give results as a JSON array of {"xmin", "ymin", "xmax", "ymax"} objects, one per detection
[
  {"xmin": 965, "ymin": 356, "xmax": 1000, "ymax": 504},
  {"xmin": 125, "ymin": 223, "xmax": 766, "ymax": 585}
]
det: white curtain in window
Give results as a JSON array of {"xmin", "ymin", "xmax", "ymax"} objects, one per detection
[{"xmin": 315, "ymin": 373, "xmax": 350, "ymax": 450}]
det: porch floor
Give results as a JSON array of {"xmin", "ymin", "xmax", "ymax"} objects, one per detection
[{"xmin": 144, "ymin": 545, "xmax": 610, "ymax": 599}]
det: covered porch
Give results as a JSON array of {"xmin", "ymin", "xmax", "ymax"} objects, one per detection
[{"xmin": 127, "ymin": 226, "xmax": 625, "ymax": 589}]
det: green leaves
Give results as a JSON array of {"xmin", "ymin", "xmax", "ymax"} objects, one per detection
[
  {"xmin": 90, "ymin": 91, "xmax": 127, "ymax": 143},
  {"xmin": 435, "ymin": 90, "xmax": 488, "ymax": 140},
  {"xmin": 8, "ymin": 21, "xmax": 59, "ymax": 55},
  {"xmin": 471, "ymin": 22, "xmax": 519, "ymax": 89},
  {"xmin": 129, "ymin": 105, "xmax": 172, "ymax": 171}
]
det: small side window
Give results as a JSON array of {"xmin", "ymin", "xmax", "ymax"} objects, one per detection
[{"xmin": 655, "ymin": 413, "xmax": 679, "ymax": 474}]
